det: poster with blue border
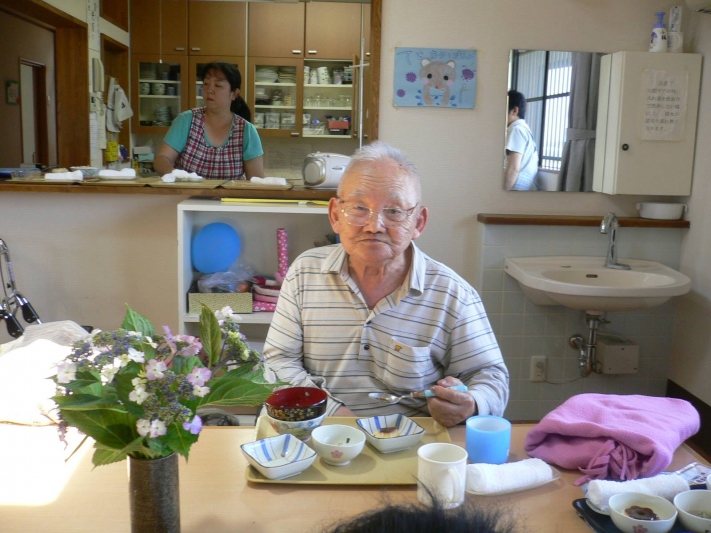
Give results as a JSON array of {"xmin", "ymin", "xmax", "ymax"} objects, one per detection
[{"xmin": 394, "ymin": 47, "xmax": 477, "ymax": 108}]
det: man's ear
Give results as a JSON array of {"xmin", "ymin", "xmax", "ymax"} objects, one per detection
[
  {"xmin": 328, "ymin": 197, "xmax": 341, "ymax": 233},
  {"xmin": 411, "ymin": 206, "xmax": 428, "ymax": 240}
]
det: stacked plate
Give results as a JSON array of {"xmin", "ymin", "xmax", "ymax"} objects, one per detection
[
  {"xmin": 343, "ymin": 66, "xmax": 353, "ymax": 84},
  {"xmin": 139, "ymin": 62, "xmax": 158, "ymax": 80},
  {"xmin": 255, "ymin": 66, "xmax": 278, "ymax": 83},
  {"xmin": 153, "ymin": 106, "xmax": 173, "ymax": 126},
  {"xmin": 277, "ymin": 66, "xmax": 296, "ymax": 84}
]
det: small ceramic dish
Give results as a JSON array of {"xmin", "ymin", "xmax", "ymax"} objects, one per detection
[
  {"xmin": 674, "ymin": 489, "xmax": 711, "ymax": 533},
  {"xmin": 311, "ymin": 424, "xmax": 366, "ymax": 466},
  {"xmin": 608, "ymin": 492, "xmax": 677, "ymax": 533},
  {"xmin": 240, "ymin": 434, "xmax": 317, "ymax": 480},
  {"xmin": 265, "ymin": 411, "xmax": 326, "ymax": 442},
  {"xmin": 265, "ymin": 386, "xmax": 328, "ymax": 421},
  {"xmin": 356, "ymin": 414, "xmax": 425, "ymax": 453}
]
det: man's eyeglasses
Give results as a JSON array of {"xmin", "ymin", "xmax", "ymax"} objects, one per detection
[{"xmin": 339, "ymin": 201, "xmax": 419, "ymax": 228}]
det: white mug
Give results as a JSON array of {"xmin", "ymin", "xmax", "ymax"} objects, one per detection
[{"xmin": 417, "ymin": 442, "xmax": 468, "ymax": 509}]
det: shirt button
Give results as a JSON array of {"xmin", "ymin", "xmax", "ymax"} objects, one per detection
[{"xmin": 363, "ymin": 344, "xmax": 370, "ymax": 350}]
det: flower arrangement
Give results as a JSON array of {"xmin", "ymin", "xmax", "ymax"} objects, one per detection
[{"xmin": 53, "ymin": 305, "xmax": 279, "ymax": 467}]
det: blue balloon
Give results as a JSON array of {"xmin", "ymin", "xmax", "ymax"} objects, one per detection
[{"xmin": 191, "ymin": 223, "xmax": 241, "ymax": 274}]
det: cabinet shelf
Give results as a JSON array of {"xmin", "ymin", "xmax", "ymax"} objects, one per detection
[
  {"xmin": 182, "ymin": 312, "xmax": 275, "ymax": 324},
  {"xmin": 304, "ymin": 84, "xmax": 353, "ymax": 89},
  {"xmin": 255, "ymin": 104, "xmax": 297, "ymax": 110},
  {"xmin": 303, "ymin": 106, "xmax": 351, "ymax": 111},
  {"xmin": 140, "ymin": 95, "xmax": 180, "ymax": 99},
  {"xmin": 139, "ymin": 79, "xmax": 181, "ymax": 84},
  {"xmin": 303, "ymin": 134, "xmax": 353, "ymax": 139},
  {"xmin": 255, "ymin": 82, "xmax": 297, "ymax": 87}
]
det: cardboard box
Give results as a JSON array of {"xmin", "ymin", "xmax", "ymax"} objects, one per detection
[
  {"xmin": 327, "ymin": 120, "xmax": 349, "ymax": 134},
  {"xmin": 188, "ymin": 292, "xmax": 253, "ymax": 314}
]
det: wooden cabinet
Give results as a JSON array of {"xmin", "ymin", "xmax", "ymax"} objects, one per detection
[
  {"xmin": 189, "ymin": 56, "xmax": 245, "ymax": 108},
  {"xmin": 248, "ymin": 3, "xmax": 305, "ymax": 58},
  {"xmin": 130, "ymin": 0, "xmax": 188, "ymax": 55},
  {"xmin": 101, "ymin": 0, "xmax": 129, "ymax": 32},
  {"xmin": 188, "ymin": 1, "xmax": 246, "ymax": 56},
  {"xmin": 131, "ymin": 54, "xmax": 188, "ymax": 135},
  {"xmin": 305, "ymin": 2, "xmax": 361, "ymax": 60},
  {"xmin": 593, "ymin": 51, "xmax": 702, "ymax": 195},
  {"xmin": 177, "ymin": 199, "xmax": 331, "ymax": 337}
]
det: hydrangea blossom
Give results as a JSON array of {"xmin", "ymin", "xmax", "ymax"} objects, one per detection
[{"xmin": 57, "ymin": 361, "xmax": 77, "ymax": 384}]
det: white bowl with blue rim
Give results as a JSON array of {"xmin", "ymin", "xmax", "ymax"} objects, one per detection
[
  {"xmin": 356, "ymin": 414, "xmax": 425, "ymax": 453},
  {"xmin": 240, "ymin": 434, "xmax": 317, "ymax": 480}
]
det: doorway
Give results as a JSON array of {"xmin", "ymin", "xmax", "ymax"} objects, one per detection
[{"xmin": 19, "ymin": 60, "xmax": 48, "ymax": 167}]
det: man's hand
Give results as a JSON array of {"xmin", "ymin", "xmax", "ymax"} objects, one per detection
[
  {"xmin": 333, "ymin": 405, "xmax": 356, "ymax": 417},
  {"xmin": 427, "ymin": 377, "xmax": 477, "ymax": 427}
]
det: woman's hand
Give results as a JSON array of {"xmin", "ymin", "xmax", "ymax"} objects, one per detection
[{"xmin": 154, "ymin": 142, "xmax": 180, "ymax": 176}]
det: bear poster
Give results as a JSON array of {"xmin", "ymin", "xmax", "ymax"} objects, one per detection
[{"xmin": 393, "ymin": 47, "xmax": 477, "ymax": 108}]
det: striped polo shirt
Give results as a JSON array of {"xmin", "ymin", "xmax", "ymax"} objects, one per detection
[{"xmin": 263, "ymin": 243, "xmax": 509, "ymax": 418}]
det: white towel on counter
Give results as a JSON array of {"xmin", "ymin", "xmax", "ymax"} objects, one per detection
[
  {"xmin": 44, "ymin": 170, "xmax": 83, "ymax": 181},
  {"xmin": 250, "ymin": 176, "xmax": 287, "ymax": 186},
  {"xmin": 161, "ymin": 169, "xmax": 203, "ymax": 183},
  {"xmin": 586, "ymin": 473, "xmax": 689, "ymax": 514},
  {"xmin": 98, "ymin": 168, "xmax": 136, "ymax": 179},
  {"xmin": 466, "ymin": 458, "xmax": 555, "ymax": 494}
]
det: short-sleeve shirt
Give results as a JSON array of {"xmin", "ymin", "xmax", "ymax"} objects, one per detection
[
  {"xmin": 263, "ymin": 243, "xmax": 509, "ymax": 418},
  {"xmin": 505, "ymin": 118, "xmax": 539, "ymax": 191},
  {"xmin": 163, "ymin": 109, "xmax": 263, "ymax": 179}
]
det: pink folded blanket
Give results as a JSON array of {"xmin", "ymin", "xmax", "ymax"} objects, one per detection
[{"xmin": 524, "ymin": 394, "xmax": 699, "ymax": 485}]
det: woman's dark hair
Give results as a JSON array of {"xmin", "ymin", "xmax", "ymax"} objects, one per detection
[
  {"xmin": 323, "ymin": 498, "xmax": 519, "ymax": 533},
  {"xmin": 201, "ymin": 62, "xmax": 252, "ymax": 122},
  {"xmin": 507, "ymin": 89, "xmax": 527, "ymax": 120}
]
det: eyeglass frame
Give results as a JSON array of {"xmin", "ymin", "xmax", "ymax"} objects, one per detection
[{"xmin": 336, "ymin": 198, "xmax": 420, "ymax": 228}]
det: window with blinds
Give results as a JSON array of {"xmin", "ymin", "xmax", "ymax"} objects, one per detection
[{"xmin": 509, "ymin": 50, "xmax": 572, "ymax": 171}]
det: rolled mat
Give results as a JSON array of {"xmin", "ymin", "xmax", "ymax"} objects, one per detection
[{"xmin": 277, "ymin": 228, "xmax": 288, "ymax": 279}]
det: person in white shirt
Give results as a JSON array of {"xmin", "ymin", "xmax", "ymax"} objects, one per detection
[
  {"xmin": 504, "ymin": 90, "xmax": 539, "ymax": 191},
  {"xmin": 263, "ymin": 141, "xmax": 508, "ymax": 427}
]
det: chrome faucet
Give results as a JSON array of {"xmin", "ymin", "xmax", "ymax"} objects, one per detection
[{"xmin": 600, "ymin": 213, "xmax": 630, "ymax": 270}]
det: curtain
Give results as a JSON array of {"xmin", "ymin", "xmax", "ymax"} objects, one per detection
[{"xmin": 558, "ymin": 52, "xmax": 602, "ymax": 192}]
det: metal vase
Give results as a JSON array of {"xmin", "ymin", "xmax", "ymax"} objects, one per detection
[{"xmin": 128, "ymin": 453, "xmax": 181, "ymax": 533}]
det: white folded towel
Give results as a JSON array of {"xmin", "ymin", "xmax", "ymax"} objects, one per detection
[
  {"xmin": 586, "ymin": 473, "xmax": 689, "ymax": 513},
  {"xmin": 98, "ymin": 168, "xmax": 136, "ymax": 179},
  {"xmin": 45, "ymin": 170, "xmax": 83, "ymax": 181},
  {"xmin": 161, "ymin": 169, "xmax": 202, "ymax": 183},
  {"xmin": 250, "ymin": 176, "xmax": 287, "ymax": 186},
  {"xmin": 466, "ymin": 458, "xmax": 555, "ymax": 494}
]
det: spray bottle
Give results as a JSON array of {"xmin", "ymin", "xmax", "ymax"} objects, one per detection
[{"xmin": 649, "ymin": 11, "xmax": 668, "ymax": 53}]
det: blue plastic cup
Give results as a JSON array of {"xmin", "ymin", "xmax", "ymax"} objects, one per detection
[{"xmin": 465, "ymin": 415, "xmax": 511, "ymax": 464}]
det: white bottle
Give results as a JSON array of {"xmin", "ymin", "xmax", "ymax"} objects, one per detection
[{"xmin": 649, "ymin": 11, "xmax": 668, "ymax": 53}]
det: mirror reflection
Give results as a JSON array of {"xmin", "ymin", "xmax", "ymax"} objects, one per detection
[{"xmin": 505, "ymin": 50, "xmax": 603, "ymax": 192}]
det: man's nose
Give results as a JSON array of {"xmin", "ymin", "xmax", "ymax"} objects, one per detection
[{"xmin": 362, "ymin": 211, "xmax": 387, "ymax": 230}]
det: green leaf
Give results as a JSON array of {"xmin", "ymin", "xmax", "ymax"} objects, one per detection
[
  {"xmin": 54, "ymin": 393, "xmax": 125, "ymax": 411},
  {"xmin": 198, "ymin": 305, "xmax": 223, "ymax": 368},
  {"xmin": 165, "ymin": 422, "xmax": 199, "ymax": 460},
  {"xmin": 92, "ymin": 436, "xmax": 159, "ymax": 466},
  {"xmin": 113, "ymin": 368, "xmax": 145, "ymax": 418},
  {"xmin": 60, "ymin": 409, "xmax": 137, "ymax": 450},
  {"xmin": 121, "ymin": 305, "xmax": 155, "ymax": 338},
  {"xmin": 199, "ymin": 376, "xmax": 277, "ymax": 408}
]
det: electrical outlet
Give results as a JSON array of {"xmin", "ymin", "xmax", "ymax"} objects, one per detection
[{"xmin": 530, "ymin": 356, "xmax": 546, "ymax": 382}]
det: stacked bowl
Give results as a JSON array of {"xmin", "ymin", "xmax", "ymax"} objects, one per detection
[{"xmin": 264, "ymin": 386, "xmax": 328, "ymax": 442}]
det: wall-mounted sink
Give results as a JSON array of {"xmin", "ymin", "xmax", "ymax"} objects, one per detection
[{"xmin": 504, "ymin": 256, "xmax": 691, "ymax": 313}]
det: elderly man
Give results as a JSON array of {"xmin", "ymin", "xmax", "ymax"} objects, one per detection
[{"xmin": 263, "ymin": 142, "xmax": 508, "ymax": 427}]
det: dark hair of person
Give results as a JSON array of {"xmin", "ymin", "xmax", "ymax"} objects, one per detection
[
  {"xmin": 200, "ymin": 62, "xmax": 252, "ymax": 122},
  {"xmin": 322, "ymin": 497, "xmax": 519, "ymax": 533},
  {"xmin": 507, "ymin": 89, "xmax": 526, "ymax": 120}
]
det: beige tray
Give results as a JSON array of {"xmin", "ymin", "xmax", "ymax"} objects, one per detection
[
  {"xmin": 245, "ymin": 416, "xmax": 451, "ymax": 485},
  {"xmin": 148, "ymin": 180, "xmax": 225, "ymax": 188},
  {"xmin": 7, "ymin": 178, "xmax": 82, "ymax": 184},
  {"xmin": 222, "ymin": 180, "xmax": 293, "ymax": 190},
  {"xmin": 79, "ymin": 177, "xmax": 159, "ymax": 186}
]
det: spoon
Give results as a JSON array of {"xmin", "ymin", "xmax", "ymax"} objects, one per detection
[{"xmin": 369, "ymin": 385, "xmax": 468, "ymax": 405}]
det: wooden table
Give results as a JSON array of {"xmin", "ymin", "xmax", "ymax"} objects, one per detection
[{"xmin": 0, "ymin": 423, "xmax": 704, "ymax": 533}]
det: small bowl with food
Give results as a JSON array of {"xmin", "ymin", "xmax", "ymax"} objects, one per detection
[
  {"xmin": 265, "ymin": 411, "xmax": 326, "ymax": 442},
  {"xmin": 310, "ymin": 424, "xmax": 365, "ymax": 466},
  {"xmin": 241, "ymin": 433, "xmax": 317, "ymax": 480},
  {"xmin": 608, "ymin": 492, "xmax": 677, "ymax": 533},
  {"xmin": 674, "ymin": 489, "xmax": 711, "ymax": 533},
  {"xmin": 356, "ymin": 414, "xmax": 425, "ymax": 453},
  {"xmin": 265, "ymin": 386, "xmax": 328, "ymax": 422}
]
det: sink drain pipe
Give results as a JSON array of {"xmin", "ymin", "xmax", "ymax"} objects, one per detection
[{"xmin": 570, "ymin": 313, "xmax": 607, "ymax": 376}]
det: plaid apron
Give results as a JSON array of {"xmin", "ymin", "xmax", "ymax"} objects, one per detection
[{"xmin": 175, "ymin": 108, "xmax": 246, "ymax": 180}]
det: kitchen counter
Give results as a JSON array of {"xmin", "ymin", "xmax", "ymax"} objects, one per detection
[{"xmin": 0, "ymin": 181, "xmax": 337, "ymax": 200}]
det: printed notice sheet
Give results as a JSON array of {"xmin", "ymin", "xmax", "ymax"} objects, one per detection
[{"xmin": 640, "ymin": 69, "xmax": 688, "ymax": 141}]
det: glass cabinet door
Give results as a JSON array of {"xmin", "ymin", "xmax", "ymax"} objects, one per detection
[
  {"xmin": 132, "ymin": 55, "xmax": 188, "ymax": 134},
  {"xmin": 303, "ymin": 59, "xmax": 355, "ymax": 139},
  {"xmin": 250, "ymin": 57, "xmax": 303, "ymax": 138},
  {"xmin": 189, "ymin": 57, "xmax": 245, "ymax": 108}
]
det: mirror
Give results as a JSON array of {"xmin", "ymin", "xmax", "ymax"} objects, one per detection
[{"xmin": 504, "ymin": 50, "xmax": 603, "ymax": 192}]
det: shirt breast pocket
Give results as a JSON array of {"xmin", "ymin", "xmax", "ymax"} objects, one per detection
[{"xmin": 381, "ymin": 338, "xmax": 437, "ymax": 391}]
